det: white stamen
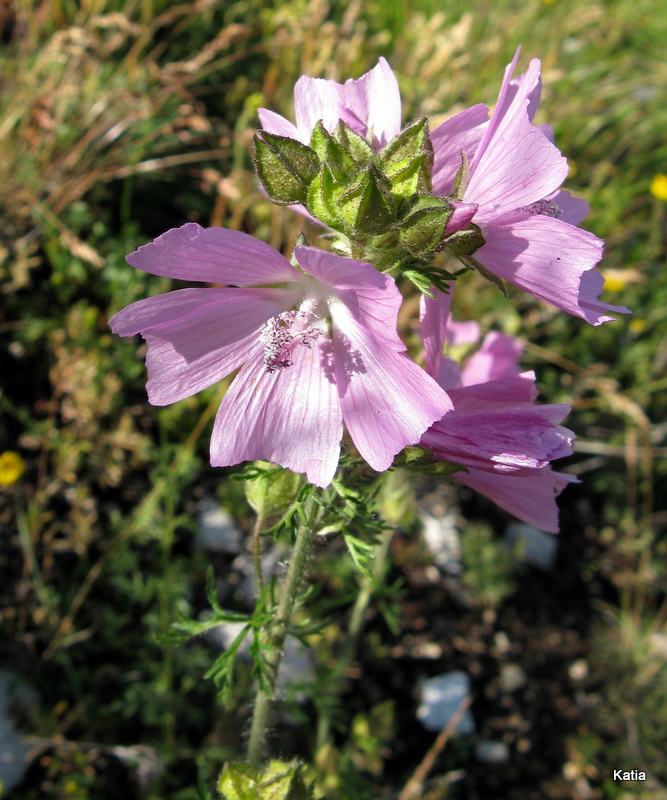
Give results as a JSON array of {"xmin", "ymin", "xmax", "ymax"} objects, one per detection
[{"xmin": 261, "ymin": 299, "xmax": 324, "ymax": 372}]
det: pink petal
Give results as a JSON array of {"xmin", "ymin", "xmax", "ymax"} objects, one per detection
[
  {"xmin": 295, "ymin": 246, "xmax": 404, "ymax": 347},
  {"xmin": 293, "ymin": 74, "xmax": 340, "ymax": 136},
  {"xmin": 476, "ymin": 212, "xmax": 629, "ymax": 324},
  {"xmin": 210, "ymin": 338, "xmax": 343, "ymax": 488},
  {"xmin": 335, "ymin": 57, "xmax": 401, "ymax": 148},
  {"xmin": 466, "ymin": 57, "xmax": 568, "ymax": 217},
  {"xmin": 419, "ymin": 288, "xmax": 453, "ymax": 378},
  {"xmin": 548, "ymin": 190, "xmax": 590, "ymax": 225},
  {"xmin": 421, "ymin": 404, "xmax": 574, "ymax": 472},
  {"xmin": 454, "ymin": 468, "xmax": 578, "ymax": 533},
  {"xmin": 446, "ymin": 319, "xmax": 481, "ymax": 347},
  {"xmin": 329, "ymin": 301, "xmax": 453, "ymax": 472},
  {"xmin": 461, "ymin": 331, "xmax": 524, "ymax": 385},
  {"xmin": 112, "ymin": 288, "xmax": 296, "ymax": 405},
  {"xmin": 258, "ymin": 108, "xmax": 303, "ymax": 141},
  {"xmin": 443, "ymin": 202, "xmax": 479, "ymax": 236},
  {"xmin": 508, "ymin": 64, "xmax": 542, "ymax": 122},
  {"xmin": 446, "ymin": 373, "xmax": 539, "ymax": 411},
  {"xmin": 126, "ymin": 223, "xmax": 300, "ymax": 286},
  {"xmin": 430, "ymin": 104, "xmax": 489, "ymax": 196},
  {"xmin": 578, "ymin": 269, "xmax": 632, "ymax": 323},
  {"xmin": 437, "ymin": 357, "xmax": 464, "ymax": 390},
  {"xmin": 470, "ymin": 48, "xmax": 523, "ymax": 169}
]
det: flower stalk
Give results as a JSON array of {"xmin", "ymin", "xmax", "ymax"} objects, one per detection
[{"xmin": 247, "ymin": 494, "xmax": 320, "ymax": 765}]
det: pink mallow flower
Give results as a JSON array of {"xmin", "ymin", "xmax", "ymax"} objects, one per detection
[
  {"xmin": 419, "ymin": 287, "xmax": 578, "ymax": 532},
  {"xmin": 258, "ymin": 58, "xmax": 401, "ymax": 151},
  {"xmin": 110, "ymin": 223, "xmax": 452, "ymax": 488},
  {"xmin": 431, "ymin": 48, "xmax": 630, "ymax": 326}
]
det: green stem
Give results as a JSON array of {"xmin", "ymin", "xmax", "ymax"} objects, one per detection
[
  {"xmin": 252, "ymin": 509, "xmax": 266, "ymax": 595},
  {"xmin": 246, "ymin": 495, "xmax": 319, "ymax": 765}
]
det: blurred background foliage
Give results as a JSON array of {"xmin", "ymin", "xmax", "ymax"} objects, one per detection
[{"xmin": 1, "ymin": 0, "xmax": 665, "ymax": 797}]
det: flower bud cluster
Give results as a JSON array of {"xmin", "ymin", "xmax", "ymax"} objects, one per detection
[{"xmin": 254, "ymin": 116, "xmax": 481, "ymax": 294}]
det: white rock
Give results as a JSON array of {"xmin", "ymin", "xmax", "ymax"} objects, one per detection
[
  {"xmin": 475, "ymin": 739, "xmax": 510, "ymax": 764},
  {"xmin": 505, "ymin": 522, "xmax": 558, "ymax": 570},
  {"xmin": 420, "ymin": 511, "xmax": 462, "ymax": 574},
  {"xmin": 196, "ymin": 497, "xmax": 242, "ymax": 553},
  {"xmin": 499, "ymin": 663, "xmax": 527, "ymax": 693},
  {"xmin": 417, "ymin": 671, "xmax": 475, "ymax": 734},
  {"xmin": 0, "ymin": 669, "xmax": 39, "ymax": 793}
]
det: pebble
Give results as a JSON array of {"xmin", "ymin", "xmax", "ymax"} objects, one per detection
[
  {"xmin": 0, "ymin": 669, "xmax": 39, "ymax": 793},
  {"xmin": 499, "ymin": 663, "xmax": 527, "ymax": 693},
  {"xmin": 505, "ymin": 522, "xmax": 558, "ymax": 570},
  {"xmin": 196, "ymin": 497, "xmax": 242, "ymax": 553},
  {"xmin": 420, "ymin": 511, "xmax": 462, "ymax": 575},
  {"xmin": 417, "ymin": 671, "xmax": 475, "ymax": 734},
  {"xmin": 475, "ymin": 739, "xmax": 510, "ymax": 764}
]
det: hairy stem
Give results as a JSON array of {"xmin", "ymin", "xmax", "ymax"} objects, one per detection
[{"xmin": 247, "ymin": 494, "xmax": 319, "ymax": 765}]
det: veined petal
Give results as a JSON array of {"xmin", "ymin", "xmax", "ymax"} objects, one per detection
[
  {"xmin": 470, "ymin": 48, "xmax": 524, "ymax": 169},
  {"xmin": 335, "ymin": 57, "xmax": 401, "ymax": 148},
  {"xmin": 466, "ymin": 112, "xmax": 568, "ymax": 219},
  {"xmin": 476, "ymin": 212, "xmax": 629, "ymax": 324},
  {"xmin": 210, "ymin": 339, "xmax": 343, "ymax": 488},
  {"xmin": 329, "ymin": 301, "xmax": 453, "ymax": 472},
  {"xmin": 430, "ymin": 104, "xmax": 489, "ymax": 196},
  {"xmin": 467, "ymin": 56, "xmax": 568, "ymax": 216},
  {"xmin": 295, "ymin": 246, "xmax": 404, "ymax": 347},
  {"xmin": 294, "ymin": 75, "xmax": 340, "ymax": 136},
  {"xmin": 419, "ymin": 288, "xmax": 452, "ymax": 378},
  {"xmin": 126, "ymin": 223, "xmax": 300, "ymax": 286},
  {"xmin": 454, "ymin": 468, "xmax": 578, "ymax": 533},
  {"xmin": 446, "ymin": 373, "xmax": 539, "ymax": 411},
  {"xmin": 422, "ymin": 404, "xmax": 574, "ymax": 472},
  {"xmin": 508, "ymin": 65, "xmax": 542, "ymax": 122},
  {"xmin": 113, "ymin": 288, "xmax": 296, "ymax": 406}
]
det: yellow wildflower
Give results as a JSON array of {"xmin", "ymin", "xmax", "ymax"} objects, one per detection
[
  {"xmin": 650, "ymin": 174, "xmax": 667, "ymax": 201},
  {"xmin": 0, "ymin": 451, "xmax": 26, "ymax": 486}
]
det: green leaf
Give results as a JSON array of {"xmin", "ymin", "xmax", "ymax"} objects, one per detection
[
  {"xmin": 451, "ymin": 149, "xmax": 470, "ymax": 201},
  {"xmin": 343, "ymin": 531, "xmax": 377, "ymax": 576},
  {"xmin": 259, "ymin": 761, "xmax": 308, "ymax": 800},
  {"xmin": 309, "ymin": 120, "xmax": 356, "ymax": 176},
  {"xmin": 218, "ymin": 763, "xmax": 260, "ymax": 800},
  {"xmin": 338, "ymin": 164, "xmax": 396, "ymax": 236},
  {"xmin": 392, "ymin": 444, "xmax": 464, "ymax": 476},
  {"xmin": 462, "ymin": 254, "xmax": 508, "ymax": 296},
  {"xmin": 253, "ymin": 133, "xmax": 319, "ymax": 205}
]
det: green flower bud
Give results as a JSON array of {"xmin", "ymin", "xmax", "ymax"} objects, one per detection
[
  {"xmin": 333, "ymin": 120, "xmax": 374, "ymax": 164},
  {"xmin": 306, "ymin": 161, "xmax": 348, "ymax": 228},
  {"xmin": 445, "ymin": 224, "xmax": 485, "ymax": 257},
  {"xmin": 377, "ymin": 117, "xmax": 434, "ymax": 199},
  {"xmin": 310, "ymin": 120, "xmax": 357, "ymax": 177},
  {"xmin": 253, "ymin": 132, "xmax": 319, "ymax": 205},
  {"xmin": 338, "ymin": 164, "xmax": 396, "ymax": 237},
  {"xmin": 398, "ymin": 194, "xmax": 453, "ymax": 257}
]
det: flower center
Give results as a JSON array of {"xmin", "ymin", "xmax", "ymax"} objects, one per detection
[{"xmin": 261, "ymin": 298, "xmax": 325, "ymax": 372}]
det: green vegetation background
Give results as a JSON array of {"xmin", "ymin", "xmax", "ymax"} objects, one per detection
[{"xmin": 1, "ymin": 0, "xmax": 665, "ymax": 798}]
